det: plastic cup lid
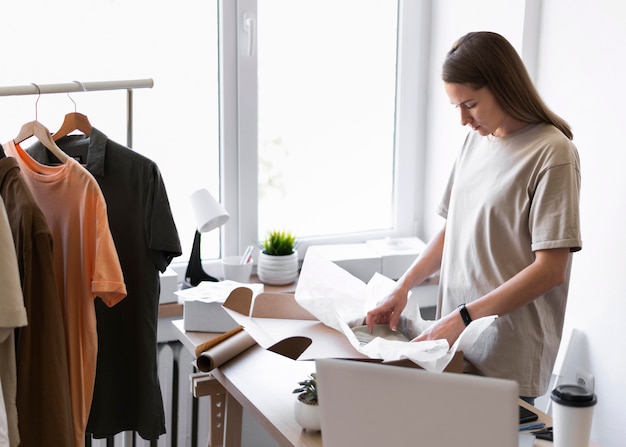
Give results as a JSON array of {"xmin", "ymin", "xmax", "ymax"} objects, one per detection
[{"xmin": 551, "ymin": 384, "xmax": 598, "ymax": 407}]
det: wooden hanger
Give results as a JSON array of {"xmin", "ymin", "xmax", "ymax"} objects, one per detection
[
  {"xmin": 14, "ymin": 83, "xmax": 69, "ymax": 164},
  {"xmin": 14, "ymin": 121, "xmax": 70, "ymax": 163},
  {"xmin": 52, "ymin": 111, "xmax": 92, "ymax": 141},
  {"xmin": 53, "ymin": 87, "xmax": 92, "ymax": 140}
]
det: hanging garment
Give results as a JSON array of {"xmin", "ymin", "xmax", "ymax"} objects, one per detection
[
  {"xmin": 0, "ymin": 157, "xmax": 74, "ymax": 447},
  {"xmin": 2, "ymin": 140, "xmax": 126, "ymax": 447},
  {"xmin": 27, "ymin": 127, "xmax": 182, "ymax": 441},
  {"xmin": 0, "ymin": 374, "xmax": 8, "ymax": 447},
  {"xmin": 0, "ymin": 196, "xmax": 27, "ymax": 447}
]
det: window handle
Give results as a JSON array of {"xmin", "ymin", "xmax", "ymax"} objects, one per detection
[{"xmin": 243, "ymin": 12, "xmax": 255, "ymax": 57}]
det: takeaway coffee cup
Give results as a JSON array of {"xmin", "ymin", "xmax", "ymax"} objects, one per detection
[
  {"xmin": 550, "ymin": 384, "xmax": 597, "ymax": 447},
  {"xmin": 222, "ymin": 256, "xmax": 253, "ymax": 283}
]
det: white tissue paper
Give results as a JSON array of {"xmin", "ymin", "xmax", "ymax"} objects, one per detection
[{"xmin": 295, "ymin": 249, "xmax": 496, "ymax": 372}]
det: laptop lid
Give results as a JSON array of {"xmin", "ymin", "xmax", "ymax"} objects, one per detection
[{"xmin": 315, "ymin": 358, "xmax": 519, "ymax": 447}]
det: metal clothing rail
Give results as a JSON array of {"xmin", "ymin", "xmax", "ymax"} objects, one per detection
[
  {"xmin": 0, "ymin": 78, "xmax": 154, "ymax": 148},
  {"xmin": 0, "ymin": 78, "xmax": 154, "ymax": 97}
]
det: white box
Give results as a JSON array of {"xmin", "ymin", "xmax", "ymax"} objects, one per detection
[
  {"xmin": 177, "ymin": 281, "xmax": 264, "ymax": 333},
  {"xmin": 183, "ymin": 299, "xmax": 240, "ymax": 333},
  {"xmin": 306, "ymin": 244, "xmax": 381, "ymax": 283},
  {"xmin": 366, "ymin": 237, "xmax": 425, "ymax": 280},
  {"xmin": 159, "ymin": 267, "xmax": 179, "ymax": 304}
]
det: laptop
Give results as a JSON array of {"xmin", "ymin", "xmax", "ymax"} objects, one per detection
[{"xmin": 315, "ymin": 358, "xmax": 519, "ymax": 447}]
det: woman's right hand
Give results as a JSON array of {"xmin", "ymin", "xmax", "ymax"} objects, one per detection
[
  {"xmin": 366, "ymin": 225, "xmax": 446, "ymax": 333},
  {"xmin": 365, "ymin": 288, "xmax": 409, "ymax": 333}
]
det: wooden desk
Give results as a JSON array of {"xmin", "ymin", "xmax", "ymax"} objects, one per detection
[
  {"xmin": 212, "ymin": 343, "xmax": 321, "ymax": 447},
  {"xmin": 173, "ymin": 319, "xmax": 596, "ymax": 447},
  {"xmin": 173, "ymin": 319, "xmax": 320, "ymax": 447}
]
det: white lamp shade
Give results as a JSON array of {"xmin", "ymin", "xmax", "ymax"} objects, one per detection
[{"xmin": 190, "ymin": 188, "xmax": 230, "ymax": 233}]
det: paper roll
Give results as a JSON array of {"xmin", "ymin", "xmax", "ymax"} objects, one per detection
[{"xmin": 196, "ymin": 328, "xmax": 257, "ymax": 372}]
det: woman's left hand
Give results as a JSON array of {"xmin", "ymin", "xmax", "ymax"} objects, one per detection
[{"xmin": 412, "ymin": 310, "xmax": 466, "ymax": 348}]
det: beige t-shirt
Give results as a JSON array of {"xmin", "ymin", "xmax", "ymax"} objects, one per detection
[{"xmin": 436, "ymin": 123, "xmax": 581, "ymax": 397}]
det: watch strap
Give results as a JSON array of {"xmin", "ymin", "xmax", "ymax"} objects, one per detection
[{"xmin": 458, "ymin": 303, "xmax": 472, "ymax": 326}]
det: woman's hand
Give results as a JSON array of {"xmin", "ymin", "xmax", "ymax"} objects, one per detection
[
  {"xmin": 412, "ymin": 309, "xmax": 465, "ymax": 348},
  {"xmin": 366, "ymin": 225, "xmax": 446, "ymax": 334},
  {"xmin": 365, "ymin": 289, "xmax": 409, "ymax": 332}
]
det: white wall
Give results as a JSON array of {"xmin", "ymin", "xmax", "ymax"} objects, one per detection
[
  {"xmin": 539, "ymin": 1, "xmax": 626, "ymax": 445},
  {"xmin": 423, "ymin": 1, "xmax": 626, "ymax": 445}
]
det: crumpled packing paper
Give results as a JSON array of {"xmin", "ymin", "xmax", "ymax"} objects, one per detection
[{"xmin": 294, "ymin": 249, "xmax": 496, "ymax": 372}]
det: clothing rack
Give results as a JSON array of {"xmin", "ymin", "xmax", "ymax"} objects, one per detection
[
  {"xmin": 0, "ymin": 78, "xmax": 154, "ymax": 148},
  {"xmin": 0, "ymin": 77, "xmax": 158, "ymax": 446}
]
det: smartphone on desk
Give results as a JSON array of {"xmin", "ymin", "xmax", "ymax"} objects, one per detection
[{"xmin": 519, "ymin": 405, "xmax": 539, "ymax": 424}]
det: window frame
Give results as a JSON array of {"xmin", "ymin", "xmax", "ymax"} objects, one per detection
[{"xmin": 219, "ymin": 0, "xmax": 430, "ymax": 261}]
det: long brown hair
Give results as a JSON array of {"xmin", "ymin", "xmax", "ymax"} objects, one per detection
[{"xmin": 442, "ymin": 31, "xmax": 573, "ymax": 140}]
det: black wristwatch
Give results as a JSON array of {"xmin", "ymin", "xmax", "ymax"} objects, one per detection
[{"xmin": 458, "ymin": 303, "xmax": 472, "ymax": 326}]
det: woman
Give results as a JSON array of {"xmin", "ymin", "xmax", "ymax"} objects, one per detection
[{"xmin": 366, "ymin": 31, "xmax": 581, "ymax": 403}]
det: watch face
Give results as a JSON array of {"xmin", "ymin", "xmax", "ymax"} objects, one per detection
[{"xmin": 459, "ymin": 304, "xmax": 472, "ymax": 326}]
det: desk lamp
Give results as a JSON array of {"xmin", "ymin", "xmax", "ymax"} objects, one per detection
[{"xmin": 185, "ymin": 188, "xmax": 230, "ymax": 287}]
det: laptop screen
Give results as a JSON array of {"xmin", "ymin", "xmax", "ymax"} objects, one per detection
[{"xmin": 316, "ymin": 358, "xmax": 519, "ymax": 447}]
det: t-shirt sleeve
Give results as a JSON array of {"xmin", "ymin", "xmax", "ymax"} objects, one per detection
[
  {"xmin": 144, "ymin": 164, "xmax": 182, "ymax": 272},
  {"xmin": 92, "ymin": 188, "xmax": 127, "ymax": 306},
  {"xmin": 529, "ymin": 156, "xmax": 582, "ymax": 253}
]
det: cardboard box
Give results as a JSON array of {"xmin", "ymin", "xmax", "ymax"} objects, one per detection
[{"xmin": 222, "ymin": 287, "xmax": 463, "ymax": 372}]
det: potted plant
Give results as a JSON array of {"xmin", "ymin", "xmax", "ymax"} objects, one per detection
[
  {"xmin": 292, "ymin": 373, "xmax": 321, "ymax": 431},
  {"xmin": 257, "ymin": 229, "xmax": 299, "ymax": 285}
]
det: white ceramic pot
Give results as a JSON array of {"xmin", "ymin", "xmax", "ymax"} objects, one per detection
[
  {"xmin": 257, "ymin": 250, "xmax": 298, "ymax": 285},
  {"xmin": 294, "ymin": 397, "xmax": 321, "ymax": 431}
]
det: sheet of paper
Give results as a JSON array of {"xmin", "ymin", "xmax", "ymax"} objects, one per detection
[
  {"xmin": 295, "ymin": 249, "xmax": 496, "ymax": 372},
  {"xmin": 175, "ymin": 280, "xmax": 264, "ymax": 303}
]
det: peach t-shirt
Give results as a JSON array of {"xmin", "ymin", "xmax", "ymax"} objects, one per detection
[{"xmin": 3, "ymin": 140, "xmax": 126, "ymax": 447}]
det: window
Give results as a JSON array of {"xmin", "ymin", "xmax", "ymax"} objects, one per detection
[
  {"xmin": 0, "ymin": 0, "xmax": 221, "ymax": 264},
  {"xmin": 0, "ymin": 0, "xmax": 428, "ymax": 274},
  {"xmin": 256, "ymin": 1, "xmax": 398, "ymax": 239},
  {"xmin": 233, "ymin": 0, "xmax": 429, "ymax": 257}
]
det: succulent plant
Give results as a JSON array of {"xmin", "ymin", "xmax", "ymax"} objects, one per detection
[
  {"xmin": 292, "ymin": 373, "xmax": 318, "ymax": 405},
  {"xmin": 262, "ymin": 229, "xmax": 296, "ymax": 256}
]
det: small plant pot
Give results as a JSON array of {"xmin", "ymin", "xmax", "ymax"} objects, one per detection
[
  {"xmin": 257, "ymin": 250, "xmax": 298, "ymax": 285},
  {"xmin": 294, "ymin": 397, "xmax": 321, "ymax": 431}
]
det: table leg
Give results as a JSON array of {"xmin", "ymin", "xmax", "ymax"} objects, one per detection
[
  {"xmin": 223, "ymin": 392, "xmax": 243, "ymax": 447},
  {"xmin": 192, "ymin": 373, "xmax": 232, "ymax": 447}
]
